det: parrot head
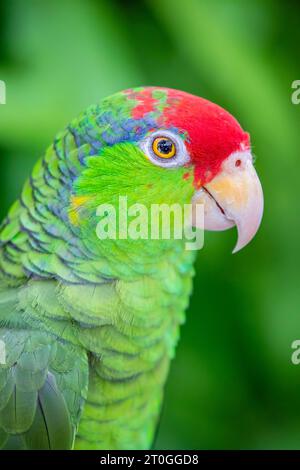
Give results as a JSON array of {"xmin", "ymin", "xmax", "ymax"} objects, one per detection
[{"xmin": 72, "ymin": 86, "xmax": 263, "ymax": 253}]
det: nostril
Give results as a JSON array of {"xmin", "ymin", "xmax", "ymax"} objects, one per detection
[{"xmin": 235, "ymin": 159, "xmax": 242, "ymax": 167}]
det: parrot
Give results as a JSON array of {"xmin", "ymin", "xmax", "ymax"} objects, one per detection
[{"xmin": 0, "ymin": 86, "xmax": 263, "ymax": 450}]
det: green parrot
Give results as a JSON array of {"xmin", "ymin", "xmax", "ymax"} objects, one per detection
[{"xmin": 0, "ymin": 87, "xmax": 263, "ymax": 450}]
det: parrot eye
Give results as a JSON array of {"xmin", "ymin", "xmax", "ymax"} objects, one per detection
[
  {"xmin": 140, "ymin": 130, "xmax": 190, "ymax": 168},
  {"xmin": 152, "ymin": 137, "xmax": 176, "ymax": 159}
]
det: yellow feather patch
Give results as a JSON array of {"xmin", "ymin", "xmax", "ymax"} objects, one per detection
[{"xmin": 69, "ymin": 195, "xmax": 91, "ymax": 226}]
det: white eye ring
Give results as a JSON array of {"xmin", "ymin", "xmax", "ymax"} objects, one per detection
[{"xmin": 139, "ymin": 130, "xmax": 190, "ymax": 168}]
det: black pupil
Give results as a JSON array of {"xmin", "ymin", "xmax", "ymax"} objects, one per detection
[{"xmin": 157, "ymin": 139, "xmax": 173, "ymax": 155}]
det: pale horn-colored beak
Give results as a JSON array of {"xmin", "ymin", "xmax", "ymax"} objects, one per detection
[{"xmin": 192, "ymin": 150, "xmax": 264, "ymax": 253}]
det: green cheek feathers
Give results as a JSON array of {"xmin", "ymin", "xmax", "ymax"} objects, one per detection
[
  {"xmin": 66, "ymin": 142, "xmax": 196, "ymax": 279},
  {"xmin": 73, "ymin": 142, "xmax": 195, "ymax": 209}
]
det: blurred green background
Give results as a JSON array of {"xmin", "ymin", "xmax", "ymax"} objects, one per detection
[{"xmin": 0, "ymin": 0, "xmax": 300, "ymax": 450}]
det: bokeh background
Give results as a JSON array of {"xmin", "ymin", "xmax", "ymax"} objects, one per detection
[{"xmin": 0, "ymin": 0, "xmax": 300, "ymax": 449}]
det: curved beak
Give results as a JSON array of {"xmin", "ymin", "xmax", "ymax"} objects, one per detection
[{"xmin": 192, "ymin": 151, "xmax": 264, "ymax": 253}]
